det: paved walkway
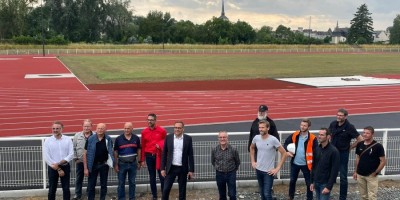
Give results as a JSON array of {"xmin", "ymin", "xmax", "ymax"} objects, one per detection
[{"xmin": 2, "ymin": 180, "xmax": 400, "ymax": 200}]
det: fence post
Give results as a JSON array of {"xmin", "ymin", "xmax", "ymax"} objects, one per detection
[
  {"xmin": 41, "ymin": 138, "xmax": 47, "ymax": 189},
  {"xmin": 381, "ymin": 129, "xmax": 388, "ymax": 175}
]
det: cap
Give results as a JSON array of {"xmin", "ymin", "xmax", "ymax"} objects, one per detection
[{"xmin": 258, "ymin": 105, "xmax": 268, "ymax": 112}]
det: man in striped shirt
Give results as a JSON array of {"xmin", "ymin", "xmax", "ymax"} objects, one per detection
[{"xmin": 114, "ymin": 122, "xmax": 141, "ymax": 200}]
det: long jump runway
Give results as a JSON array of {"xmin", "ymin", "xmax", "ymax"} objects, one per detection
[{"xmin": 1, "ymin": 56, "xmax": 400, "ymax": 136}]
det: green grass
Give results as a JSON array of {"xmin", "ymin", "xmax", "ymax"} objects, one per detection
[{"xmin": 60, "ymin": 53, "xmax": 400, "ymax": 84}]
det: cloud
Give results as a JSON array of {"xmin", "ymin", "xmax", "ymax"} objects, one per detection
[{"xmin": 131, "ymin": 0, "xmax": 398, "ymax": 31}]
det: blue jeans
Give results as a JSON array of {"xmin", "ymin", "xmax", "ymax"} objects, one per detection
[
  {"xmin": 314, "ymin": 182, "xmax": 331, "ymax": 200},
  {"xmin": 339, "ymin": 151, "xmax": 349, "ymax": 200},
  {"xmin": 118, "ymin": 161, "xmax": 138, "ymax": 200},
  {"xmin": 75, "ymin": 161, "xmax": 85, "ymax": 199},
  {"xmin": 216, "ymin": 170, "xmax": 237, "ymax": 200},
  {"xmin": 146, "ymin": 155, "xmax": 164, "ymax": 198},
  {"xmin": 256, "ymin": 169, "xmax": 274, "ymax": 200},
  {"xmin": 289, "ymin": 163, "xmax": 312, "ymax": 200},
  {"xmin": 48, "ymin": 164, "xmax": 71, "ymax": 200},
  {"xmin": 87, "ymin": 163, "xmax": 109, "ymax": 200}
]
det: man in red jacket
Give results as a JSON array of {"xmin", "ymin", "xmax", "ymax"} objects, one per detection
[{"xmin": 140, "ymin": 113, "xmax": 167, "ymax": 200}]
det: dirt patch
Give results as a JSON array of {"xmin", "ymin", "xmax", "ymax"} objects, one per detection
[{"xmin": 86, "ymin": 78, "xmax": 313, "ymax": 91}]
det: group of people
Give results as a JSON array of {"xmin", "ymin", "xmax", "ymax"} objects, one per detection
[
  {"xmin": 247, "ymin": 106, "xmax": 386, "ymax": 200},
  {"xmin": 43, "ymin": 114, "xmax": 194, "ymax": 200},
  {"xmin": 42, "ymin": 106, "xmax": 386, "ymax": 200}
]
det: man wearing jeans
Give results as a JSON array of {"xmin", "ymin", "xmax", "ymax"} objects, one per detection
[
  {"xmin": 83, "ymin": 123, "xmax": 114, "ymax": 200},
  {"xmin": 43, "ymin": 121, "xmax": 74, "ymax": 200},
  {"xmin": 284, "ymin": 119, "xmax": 317, "ymax": 200},
  {"xmin": 140, "ymin": 113, "xmax": 167, "ymax": 200},
  {"xmin": 329, "ymin": 108, "xmax": 362, "ymax": 200},
  {"xmin": 114, "ymin": 122, "xmax": 141, "ymax": 200},
  {"xmin": 310, "ymin": 128, "xmax": 340, "ymax": 200},
  {"xmin": 211, "ymin": 131, "xmax": 241, "ymax": 200},
  {"xmin": 250, "ymin": 120, "xmax": 287, "ymax": 200},
  {"xmin": 72, "ymin": 119, "xmax": 93, "ymax": 200}
]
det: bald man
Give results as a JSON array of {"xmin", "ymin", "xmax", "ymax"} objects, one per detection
[
  {"xmin": 114, "ymin": 122, "xmax": 141, "ymax": 200},
  {"xmin": 83, "ymin": 123, "xmax": 114, "ymax": 200}
]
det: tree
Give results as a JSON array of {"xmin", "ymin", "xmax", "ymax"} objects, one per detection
[
  {"xmin": 231, "ymin": 20, "xmax": 256, "ymax": 44},
  {"xmin": 0, "ymin": 0, "xmax": 35, "ymax": 39},
  {"xmin": 255, "ymin": 26, "xmax": 274, "ymax": 44},
  {"xmin": 389, "ymin": 15, "xmax": 400, "ymax": 44},
  {"xmin": 138, "ymin": 10, "xmax": 175, "ymax": 44},
  {"xmin": 275, "ymin": 25, "xmax": 294, "ymax": 44},
  {"xmin": 347, "ymin": 4, "xmax": 374, "ymax": 44}
]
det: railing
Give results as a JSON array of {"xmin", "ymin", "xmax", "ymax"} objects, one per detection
[
  {"xmin": 0, "ymin": 129, "xmax": 399, "ymax": 191},
  {"xmin": 1, "ymin": 48, "xmax": 400, "ymax": 55}
]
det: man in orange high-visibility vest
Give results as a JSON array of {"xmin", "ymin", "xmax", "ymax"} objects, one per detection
[{"xmin": 284, "ymin": 118, "xmax": 318, "ymax": 200}]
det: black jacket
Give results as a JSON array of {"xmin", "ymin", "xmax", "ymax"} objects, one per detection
[
  {"xmin": 248, "ymin": 117, "xmax": 279, "ymax": 152},
  {"xmin": 161, "ymin": 133, "xmax": 194, "ymax": 175},
  {"xmin": 283, "ymin": 131, "xmax": 318, "ymax": 165},
  {"xmin": 311, "ymin": 142, "xmax": 340, "ymax": 190}
]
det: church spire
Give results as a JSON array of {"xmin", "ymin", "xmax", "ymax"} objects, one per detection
[
  {"xmin": 219, "ymin": 0, "xmax": 229, "ymax": 21},
  {"xmin": 221, "ymin": 0, "xmax": 225, "ymax": 16}
]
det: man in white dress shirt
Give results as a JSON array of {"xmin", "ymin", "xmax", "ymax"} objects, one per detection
[{"xmin": 43, "ymin": 121, "xmax": 74, "ymax": 200}]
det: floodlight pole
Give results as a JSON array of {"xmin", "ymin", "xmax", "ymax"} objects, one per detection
[{"xmin": 41, "ymin": 0, "xmax": 45, "ymax": 57}]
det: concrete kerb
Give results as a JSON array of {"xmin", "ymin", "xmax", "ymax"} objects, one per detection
[{"xmin": 1, "ymin": 175, "xmax": 399, "ymax": 198}]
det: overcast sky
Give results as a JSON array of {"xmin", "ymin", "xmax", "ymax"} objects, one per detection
[{"xmin": 131, "ymin": 0, "xmax": 399, "ymax": 31}]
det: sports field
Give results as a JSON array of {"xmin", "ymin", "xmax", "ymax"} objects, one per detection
[
  {"xmin": 1, "ymin": 53, "xmax": 400, "ymax": 136},
  {"xmin": 60, "ymin": 53, "xmax": 400, "ymax": 84}
]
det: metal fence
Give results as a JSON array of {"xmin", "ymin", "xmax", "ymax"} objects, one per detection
[
  {"xmin": 1, "ymin": 48, "xmax": 400, "ymax": 55},
  {"xmin": 0, "ymin": 129, "xmax": 399, "ymax": 191}
]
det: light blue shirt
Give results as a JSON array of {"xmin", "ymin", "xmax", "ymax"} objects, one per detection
[{"xmin": 293, "ymin": 134, "xmax": 308, "ymax": 166}]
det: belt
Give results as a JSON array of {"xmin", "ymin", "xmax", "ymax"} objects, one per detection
[
  {"xmin": 94, "ymin": 161, "xmax": 106, "ymax": 165},
  {"xmin": 145, "ymin": 152, "xmax": 156, "ymax": 157}
]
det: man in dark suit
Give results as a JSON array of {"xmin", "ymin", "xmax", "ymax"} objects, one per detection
[{"xmin": 161, "ymin": 121, "xmax": 194, "ymax": 200}]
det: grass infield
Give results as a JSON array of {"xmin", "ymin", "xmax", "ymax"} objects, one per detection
[{"xmin": 60, "ymin": 53, "xmax": 400, "ymax": 84}]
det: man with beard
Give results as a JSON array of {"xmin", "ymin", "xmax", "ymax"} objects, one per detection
[
  {"xmin": 284, "ymin": 118, "xmax": 317, "ymax": 200},
  {"xmin": 328, "ymin": 108, "xmax": 363, "ymax": 200},
  {"xmin": 248, "ymin": 105, "xmax": 279, "ymax": 152},
  {"xmin": 310, "ymin": 128, "xmax": 340, "ymax": 200},
  {"xmin": 248, "ymin": 105, "xmax": 280, "ymax": 199},
  {"xmin": 250, "ymin": 120, "xmax": 287, "ymax": 200},
  {"xmin": 140, "ymin": 113, "xmax": 167, "ymax": 200},
  {"xmin": 43, "ymin": 121, "xmax": 74, "ymax": 200}
]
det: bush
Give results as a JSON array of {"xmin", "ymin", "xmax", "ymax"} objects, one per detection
[
  {"xmin": 47, "ymin": 35, "xmax": 69, "ymax": 45},
  {"xmin": 12, "ymin": 36, "xmax": 35, "ymax": 44}
]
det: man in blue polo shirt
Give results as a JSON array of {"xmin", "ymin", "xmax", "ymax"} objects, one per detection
[{"xmin": 114, "ymin": 122, "xmax": 141, "ymax": 200}]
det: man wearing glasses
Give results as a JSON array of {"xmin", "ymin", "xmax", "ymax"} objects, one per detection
[
  {"xmin": 140, "ymin": 113, "xmax": 167, "ymax": 200},
  {"xmin": 161, "ymin": 121, "xmax": 194, "ymax": 200}
]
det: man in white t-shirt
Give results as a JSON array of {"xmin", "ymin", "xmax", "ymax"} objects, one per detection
[{"xmin": 250, "ymin": 120, "xmax": 287, "ymax": 200}]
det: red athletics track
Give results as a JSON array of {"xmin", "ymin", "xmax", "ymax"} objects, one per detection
[
  {"xmin": 0, "ymin": 55, "xmax": 87, "ymax": 90},
  {"xmin": 1, "ymin": 56, "xmax": 400, "ymax": 136}
]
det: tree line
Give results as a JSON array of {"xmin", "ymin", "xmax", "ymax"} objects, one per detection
[{"xmin": 1, "ymin": 0, "xmax": 400, "ymax": 45}]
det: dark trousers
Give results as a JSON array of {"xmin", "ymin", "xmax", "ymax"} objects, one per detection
[
  {"xmin": 339, "ymin": 151, "xmax": 349, "ymax": 200},
  {"xmin": 289, "ymin": 163, "xmax": 312, "ymax": 200},
  {"xmin": 87, "ymin": 163, "xmax": 109, "ymax": 200},
  {"xmin": 146, "ymin": 154, "xmax": 164, "ymax": 198},
  {"xmin": 256, "ymin": 169, "xmax": 274, "ymax": 200},
  {"xmin": 48, "ymin": 164, "xmax": 71, "ymax": 200},
  {"xmin": 216, "ymin": 170, "xmax": 237, "ymax": 200},
  {"xmin": 74, "ymin": 161, "xmax": 85, "ymax": 199},
  {"xmin": 162, "ymin": 165, "xmax": 188, "ymax": 200}
]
